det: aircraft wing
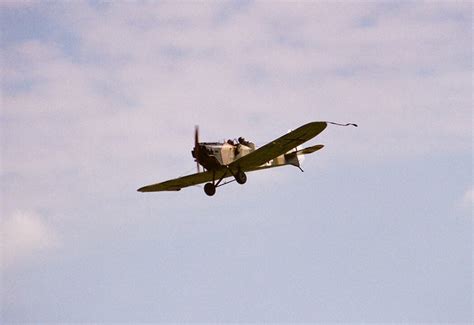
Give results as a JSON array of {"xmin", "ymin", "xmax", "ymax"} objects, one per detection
[
  {"xmin": 137, "ymin": 169, "xmax": 228, "ymax": 192},
  {"xmin": 230, "ymin": 121, "xmax": 327, "ymax": 171}
]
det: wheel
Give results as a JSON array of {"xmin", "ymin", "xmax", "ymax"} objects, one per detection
[
  {"xmin": 235, "ymin": 170, "xmax": 247, "ymax": 184},
  {"xmin": 204, "ymin": 182, "xmax": 216, "ymax": 196}
]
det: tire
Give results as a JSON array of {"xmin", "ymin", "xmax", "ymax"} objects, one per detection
[
  {"xmin": 204, "ymin": 182, "xmax": 216, "ymax": 196},
  {"xmin": 235, "ymin": 170, "xmax": 247, "ymax": 184}
]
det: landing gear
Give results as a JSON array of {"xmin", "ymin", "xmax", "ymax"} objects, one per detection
[
  {"xmin": 204, "ymin": 183, "xmax": 216, "ymax": 196},
  {"xmin": 203, "ymin": 169, "xmax": 247, "ymax": 196},
  {"xmin": 235, "ymin": 170, "xmax": 247, "ymax": 184}
]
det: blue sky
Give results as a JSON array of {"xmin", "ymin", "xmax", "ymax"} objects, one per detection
[{"xmin": 1, "ymin": 1, "xmax": 472, "ymax": 322}]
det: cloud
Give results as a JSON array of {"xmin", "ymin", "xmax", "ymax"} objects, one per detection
[
  {"xmin": 1, "ymin": 211, "xmax": 59, "ymax": 268},
  {"xmin": 1, "ymin": 1, "xmax": 471, "ymax": 221},
  {"xmin": 0, "ymin": 3, "xmax": 471, "ymax": 322},
  {"xmin": 0, "ymin": 3, "xmax": 471, "ymax": 206},
  {"xmin": 461, "ymin": 187, "xmax": 473, "ymax": 208},
  {"xmin": 0, "ymin": 1, "xmax": 36, "ymax": 9}
]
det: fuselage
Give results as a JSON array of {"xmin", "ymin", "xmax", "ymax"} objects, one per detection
[{"xmin": 191, "ymin": 139, "xmax": 300, "ymax": 172}]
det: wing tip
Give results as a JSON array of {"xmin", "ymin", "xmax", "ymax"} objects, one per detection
[
  {"xmin": 137, "ymin": 185, "xmax": 182, "ymax": 192},
  {"xmin": 307, "ymin": 121, "xmax": 328, "ymax": 130}
]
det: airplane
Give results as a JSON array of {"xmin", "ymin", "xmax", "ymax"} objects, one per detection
[{"xmin": 138, "ymin": 121, "xmax": 357, "ymax": 196}]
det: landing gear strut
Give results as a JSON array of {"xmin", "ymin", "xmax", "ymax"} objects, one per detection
[{"xmin": 203, "ymin": 169, "xmax": 247, "ymax": 196}]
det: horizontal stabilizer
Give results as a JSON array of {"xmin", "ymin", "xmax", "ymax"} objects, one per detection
[{"xmin": 297, "ymin": 144, "xmax": 324, "ymax": 155}]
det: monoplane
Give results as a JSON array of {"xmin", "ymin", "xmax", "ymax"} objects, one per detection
[{"xmin": 138, "ymin": 121, "xmax": 356, "ymax": 196}]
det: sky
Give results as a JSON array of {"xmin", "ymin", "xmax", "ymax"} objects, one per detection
[{"xmin": 0, "ymin": 0, "xmax": 472, "ymax": 323}]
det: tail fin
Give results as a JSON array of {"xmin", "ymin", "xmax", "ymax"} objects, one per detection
[{"xmin": 284, "ymin": 144, "xmax": 324, "ymax": 172}]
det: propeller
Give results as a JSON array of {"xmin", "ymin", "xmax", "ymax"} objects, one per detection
[{"xmin": 194, "ymin": 125, "xmax": 201, "ymax": 173}]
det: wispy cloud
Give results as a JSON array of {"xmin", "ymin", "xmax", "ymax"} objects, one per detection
[
  {"xmin": 0, "ymin": 2, "xmax": 471, "ymax": 321},
  {"xmin": 1, "ymin": 0, "xmax": 471, "ymax": 232},
  {"xmin": 460, "ymin": 186, "xmax": 473, "ymax": 209},
  {"xmin": 1, "ymin": 210, "xmax": 59, "ymax": 268},
  {"xmin": 1, "ymin": 0, "xmax": 471, "ymax": 220}
]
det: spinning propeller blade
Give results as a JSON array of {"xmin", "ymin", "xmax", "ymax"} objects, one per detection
[{"xmin": 194, "ymin": 125, "xmax": 201, "ymax": 173}]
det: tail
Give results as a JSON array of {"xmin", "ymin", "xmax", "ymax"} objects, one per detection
[
  {"xmin": 295, "ymin": 144, "xmax": 324, "ymax": 155},
  {"xmin": 284, "ymin": 144, "xmax": 324, "ymax": 172}
]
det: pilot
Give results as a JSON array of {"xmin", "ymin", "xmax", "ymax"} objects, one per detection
[
  {"xmin": 235, "ymin": 137, "xmax": 246, "ymax": 156},
  {"xmin": 238, "ymin": 137, "xmax": 250, "ymax": 146}
]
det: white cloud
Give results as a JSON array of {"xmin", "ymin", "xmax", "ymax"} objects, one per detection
[
  {"xmin": 1, "ymin": 1, "xmax": 471, "ymax": 212},
  {"xmin": 461, "ymin": 187, "xmax": 474, "ymax": 208},
  {"xmin": 0, "ymin": 1, "xmax": 37, "ymax": 9},
  {"xmin": 1, "ymin": 211, "xmax": 59, "ymax": 268},
  {"xmin": 0, "ymin": 3, "xmax": 471, "ymax": 321}
]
